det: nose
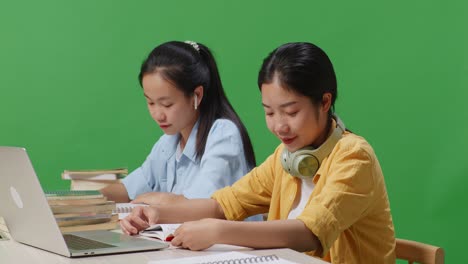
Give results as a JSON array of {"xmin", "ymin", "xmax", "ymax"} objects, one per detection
[
  {"xmin": 274, "ymin": 117, "xmax": 289, "ymax": 135},
  {"xmin": 150, "ymin": 107, "xmax": 165, "ymax": 122}
]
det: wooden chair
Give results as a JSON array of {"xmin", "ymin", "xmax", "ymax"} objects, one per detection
[{"xmin": 396, "ymin": 238, "xmax": 444, "ymax": 264}]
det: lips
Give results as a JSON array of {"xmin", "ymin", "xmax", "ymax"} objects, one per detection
[
  {"xmin": 281, "ymin": 136, "xmax": 296, "ymax": 145},
  {"xmin": 159, "ymin": 124, "xmax": 171, "ymax": 129}
]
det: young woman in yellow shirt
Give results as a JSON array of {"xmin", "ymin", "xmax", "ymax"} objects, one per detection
[{"xmin": 120, "ymin": 42, "xmax": 396, "ymax": 263}]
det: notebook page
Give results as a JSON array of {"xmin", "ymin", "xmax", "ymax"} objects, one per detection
[
  {"xmin": 139, "ymin": 224, "xmax": 180, "ymax": 241},
  {"xmin": 148, "ymin": 251, "xmax": 297, "ymax": 264}
]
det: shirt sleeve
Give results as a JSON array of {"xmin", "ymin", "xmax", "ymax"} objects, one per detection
[
  {"xmin": 122, "ymin": 141, "xmax": 161, "ymax": 200},
  {"xmin": 182, "ymin": 120, "xmax": 252, "ymax": 199},
  {"xmin": 297, "ymin": 142, "xmax": 376, "ymax": 256},
  {"xmin": 212, "ymin": 147, "xmax": 280, "ymax": 220}
]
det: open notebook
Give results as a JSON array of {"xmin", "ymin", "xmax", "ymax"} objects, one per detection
[
  {"xmin": 148, "ymin": 251, "xmax": 297, "ymax": 264},
  {"xmin": 139, "ymin": 224, "xmax": 179, "ymax": 241}
]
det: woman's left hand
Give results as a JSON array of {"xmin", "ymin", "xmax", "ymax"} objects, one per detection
[{"xmin": 132, "ymin": 192, "xmax": 187, "ymax": 205}]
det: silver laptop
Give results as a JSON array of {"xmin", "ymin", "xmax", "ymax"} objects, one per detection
[{"xmin": 0, "ymin": 146, "xmax": 168, "ymax": 257}]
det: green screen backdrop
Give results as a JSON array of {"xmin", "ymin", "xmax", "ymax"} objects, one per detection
[{"xmin": 1, "ymin": 1, "xmax": 466, "ymax": 262}]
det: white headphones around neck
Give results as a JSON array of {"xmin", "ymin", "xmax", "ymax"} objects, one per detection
[{"xmin": 280, "ymin": 115, "xmax": 345, "ymax": 179}]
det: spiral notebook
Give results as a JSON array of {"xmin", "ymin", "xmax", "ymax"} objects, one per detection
[{"xmin": 148, "ymin": 251, "xmax": 297, "ymax": 264}]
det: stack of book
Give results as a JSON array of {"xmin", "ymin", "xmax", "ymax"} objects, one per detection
[
  {"xmin": 61, "ymin": 168, "xmax": 128, "ymax": 190},
  {"xmin": 45, "ymin": 190, "xmax": 119, "ymax": 233}
]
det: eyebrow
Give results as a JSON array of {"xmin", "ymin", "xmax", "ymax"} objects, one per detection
[
  {"xmin": 262, "ymin": 101, "xmax": 298, "ymax": 108},
  {"xmin": 144, "ymin": 93, "xmax": 170, "ymax": 101}
]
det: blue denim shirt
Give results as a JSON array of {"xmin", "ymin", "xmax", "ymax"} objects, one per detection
[{"xmin": 122, "ymin": 119, "xmax": 252, "ymax": 200}]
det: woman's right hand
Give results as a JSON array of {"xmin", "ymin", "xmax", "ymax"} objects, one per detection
[{"xmin": 120, "ymin": 206, "xmax": 159, "ymax": 235}]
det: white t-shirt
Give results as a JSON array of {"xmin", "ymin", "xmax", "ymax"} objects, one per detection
[{"xmin": 288, "ymin": 178, "xmax": 315, "ymax": 219}]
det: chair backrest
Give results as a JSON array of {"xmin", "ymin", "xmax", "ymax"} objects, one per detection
[{"xmin": 396, "ymin": 238, "xmax": 445, "ymax": 264}]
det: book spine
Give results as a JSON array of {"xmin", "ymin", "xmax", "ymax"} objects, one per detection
[
  {"xmin": 47, "ymin": 197, "xmax": 108, "ymax": 206},
  {"xmin": 70, "ymin": 179, "xmax": 121, "ymax": 191},
  {"xmin": 62, "ymin": 173, "xmax": 120, "ymax": 180},
  {"xmin": 50, "ymin": 202, "xmax": 116, "ymax": 214},
  {"xmin": 59, "ymin": 220, "xmax": 119, "ymax": 233},
  {"xmin": 46, "ymin": 194, "xmax": 104, "ymax": 200}
]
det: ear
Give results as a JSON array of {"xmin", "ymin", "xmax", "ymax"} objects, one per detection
[
  {"xmin": 193, "ymin": 85, "xmax": 204, "ymax": 107},
  {"xmin": 321, "ymin": 93, "xmax": 332, "ymax": 113}
]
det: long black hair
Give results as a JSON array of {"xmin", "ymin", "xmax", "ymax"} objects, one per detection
[
  {"xmin": 257, "ymin": 42, "xmax": 337, "ymax": 118},
  {"xmin": 139, "ymin": 41, "xmax": 256, "ymax": 168}
]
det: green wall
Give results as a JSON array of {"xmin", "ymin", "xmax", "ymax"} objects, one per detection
[{"xmin": 1, "ymin": 1, "xmax": 466, "ymax": 262}]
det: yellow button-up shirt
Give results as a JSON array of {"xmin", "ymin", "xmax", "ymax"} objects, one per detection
[{"xmin": 212, "ymin": 131, "xmax": 396, "ymax": 263}]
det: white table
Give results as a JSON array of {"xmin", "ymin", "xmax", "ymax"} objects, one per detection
[{"xmin": 0, "ymin": 238, "xmax": 328, "ymax": 264}]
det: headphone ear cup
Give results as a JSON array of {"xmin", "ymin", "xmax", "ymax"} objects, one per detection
[
  {"xmin": 280, "ymin": 116, "xmax": 345, "ymax": 179},
  {"xmin": 281, "ymin": 148, "xmax": 292, "ymax": 174},
  {"xmin": 292, "ymin": 154, "xmax": 319, "ymax": 178},
  {"xmin": 281, "ymin": 148, "xmax": 319, "ymax": 178}
]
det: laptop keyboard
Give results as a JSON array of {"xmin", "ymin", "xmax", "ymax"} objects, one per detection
[{"xmin": 63, "ymin": 234, "xmax": 117, "ymax": 251}]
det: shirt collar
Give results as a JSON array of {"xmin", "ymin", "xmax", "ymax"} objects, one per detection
[{"xmin": 179, "ymin": 119, "xmax": 200, "ymax": 163}]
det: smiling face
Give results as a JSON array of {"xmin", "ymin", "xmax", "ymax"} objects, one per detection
[
  {"xmin": 142, "ymin": 71, "xmax": 199, "ymax": 139},
  {"xmin": 261, "ymin": 78, "xmax": 331, "ymax": 152}
]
